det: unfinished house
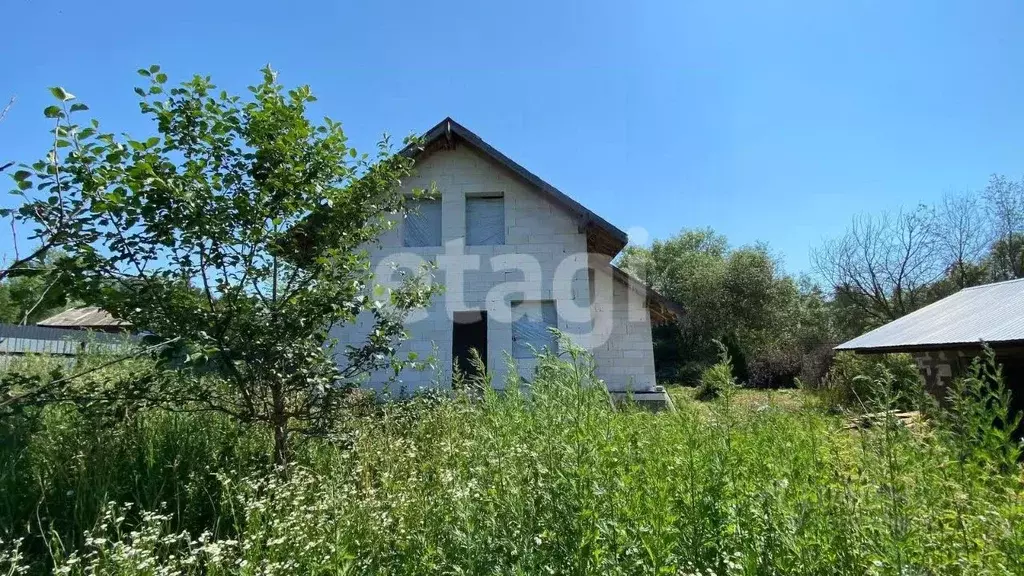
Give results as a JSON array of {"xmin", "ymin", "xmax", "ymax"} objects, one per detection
[{"xmin": 330, "ymin": 118, "xmax": 681, "ymax": 403}]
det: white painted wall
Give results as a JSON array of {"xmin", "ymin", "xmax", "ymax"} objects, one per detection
[{"xmin": 329, "ymin": 144, "xmax": 657, "ymax": 394}]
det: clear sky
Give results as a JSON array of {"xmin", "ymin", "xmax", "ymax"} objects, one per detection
[{"xmin": 2, "ymin": 0, "xmax": 1023, "ymax": 274}]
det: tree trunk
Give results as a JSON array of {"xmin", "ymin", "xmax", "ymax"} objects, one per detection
[
  {"xmin": 271, "ymin": 383, "xmax": 289, "ymax": 467},
  {"xmin": 273, "ymin": 419, "xmax": 289, "ymax": 467}
]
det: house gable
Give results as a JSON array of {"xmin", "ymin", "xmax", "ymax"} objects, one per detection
[
  {"xmin": 401, "ymin": 117, "xmax": 682, "ymax": 325},
  {"xmin": 330, "ymin": 117, "xmax": 679, "ymax": 395},
  {"xmin": 380, "ymin": 141, "xmax": 589, "ymax": 258},
  {"xmin": 403, "ymin": 117, "xmax": 628, "ymax": 258}
]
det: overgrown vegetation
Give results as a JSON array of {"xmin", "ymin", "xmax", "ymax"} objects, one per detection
[
  {"xmin": 0, "ymin": 252, "xmax": 76, "ymax": 324},
  {"xmin": 1, "ymin": 342, "xmax": 1022, "ymax": 575},
  {"xmin": 619, "ymin": 229, "xmax": 835, "ymax": 389},
  {"xmin": 695, "ymin": 340, "xmax": 737, "ymax": 401},
  {"xmin": 812, "ymin": 351, "xmax": 922, "ymax": 411}
]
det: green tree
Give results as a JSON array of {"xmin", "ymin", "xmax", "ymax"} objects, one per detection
[
  {"xmin": 0, "ymin": 252, "xmax": 77, "ymax": 325},
  {"xmin": 619, "ymin": 228, "xmax": 821, "ymax": 385},
  {"xmin": 984, "ymin": 233, "xmax": 1024, "ymax": 282},
  {"xmin": 6, "ymin": 67, "xmax": 437, "ymax": 463}
]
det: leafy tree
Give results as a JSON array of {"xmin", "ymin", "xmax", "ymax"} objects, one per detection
[
  {"xmin": 620, "ymin": 228, "xmax": 729, "ymax": 337},
  {"xmin": 5, "ymin": 67, "xmax": 437, "ymax": 463},
  {"xmin": 984, "ymin": 233, "xmax": 1024, "ymax": 282},
  {"xmin": 790, "ymin": 275, "xmax": 835, "ymax": 351},
  {"xmin": 0, "ymin": 259, "xmax": 72, "ymax": 324},
  {"xmin": 619, "ymin": 228, "xmax": 821, "ymax": 385},
  {"xmin": 1, "ymin": 94, "xmax": 89, "ymax": 281},
  {"xmin": 721, "ymin": 244, "xmax": 797, "ymax": 353}
]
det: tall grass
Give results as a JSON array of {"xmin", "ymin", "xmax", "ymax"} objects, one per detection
[{"xmin": 1, "ymin": 344, "xmax": 1023, "ymax": 574}]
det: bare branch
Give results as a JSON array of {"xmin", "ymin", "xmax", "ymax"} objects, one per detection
[
  {"xmin": 813, "ymin": 207, "xmax": 944, "ymax": 327},
  {"xmin": 983, "ymin": 174, "xmax": 1024, "ymax": 280},
  {"xmin": 0, "ymin": 96, "xmax": 13, "ymax": 124},
  {"xmin": 20, "ymin": 271, "xmax": 62, "ymax": 325},
  {"xmin": 937, "ymin": 191, "xmax": 990, "ymax": 288},
  {"xmin": 0, "ymin": 95, "xmax": 13, "ymax": 173}
]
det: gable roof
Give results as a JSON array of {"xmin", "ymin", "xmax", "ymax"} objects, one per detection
[
  {"xmin": 37, "ymin": 307, "xmax": 130, "ymax": 330},
  {"xmin": 402, "ymin": 117, "xmax": 629, "ymax": 257},
  {"xmin": 835, "ymin": 278, "xmax": 1024, "ymax": 353},
  {"xmin": 402, "ymin": 117, "xmax": 683, "ymax": 323}
]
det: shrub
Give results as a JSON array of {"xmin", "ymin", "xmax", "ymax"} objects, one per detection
[
  {"xmin": 940, "ymin": 346, "xmax": 1023, "ymax": 471},
  {"xmin": 796, "ymin": 343, "xmax": 835, "ymax": 389},
  {"xmin": 696, "ymin": 363, "xmax": 733, "ymax": 401},
  {"xmin": 817, "ymin": 351, "xmax": 921, "ymax": 410},
  {"xmin": 746, "ymin": 348, "xmax": 802, "ymax": 389},
  {"xmin": 673, "ymin": 360, "xmax": 706, "ymax": 386},
  {"xmin": 695, "ymin": 340, "xmax": 737, "ymax": 400}
]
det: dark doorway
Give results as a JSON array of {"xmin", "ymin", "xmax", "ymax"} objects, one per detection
[
  {"xmin": 995, "ymin": 353, "xmax": 1024, "ymax": 441},
  {"xmin": 453, "ymin": 311, "xmax": 487, "ymax": 379}
]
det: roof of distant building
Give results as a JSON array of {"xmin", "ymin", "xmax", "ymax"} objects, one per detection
[
  {"xmin": 836, "ymin": 278, "xmax": 1024, "ymax": 353},
  {"xmin": 36, "ymin": 307, "xmax": 130, "ymax": 330}
]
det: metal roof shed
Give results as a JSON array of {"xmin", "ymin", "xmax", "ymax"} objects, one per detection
[
  {"xmin": 836, "ymin": 278, "xmax": 1024, "ymax": 354},
  {"xmin": 835, "ymin": 279, "xmax": 1024, "ymax": 430}
]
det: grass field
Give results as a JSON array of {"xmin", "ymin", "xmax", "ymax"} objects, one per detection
[
  {"xmin": 1, "ymin": 350, "xmax": 1023, "ymax": 574},
  {"xmin": 667, "ymin": 385, "xmax": 813, "ymax": 414}
]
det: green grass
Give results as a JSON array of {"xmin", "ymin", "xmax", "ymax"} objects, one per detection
[
  {"xmin": 668, "ymin": 385, "xmax": 815, "ymax": 414},
  {"xmin": 2, "ymin": 349, "xmax": 1023, "ymax": 574}
]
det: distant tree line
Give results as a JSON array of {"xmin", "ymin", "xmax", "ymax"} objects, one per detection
[
  {"xmin": 814, "ymin": 175, "xmax": 1024, "ymax": 337},
  {"xmin": 620, "ymin": 174, "xmax": 1024, "ymax": 388}
]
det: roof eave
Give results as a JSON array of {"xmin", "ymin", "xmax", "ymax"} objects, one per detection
[
  {"xmin": 608, "ymin": 264, "xmax": 685, "ymax": 325},
  {"xmin": 836, "ymin": 339, "xmax": 1024, "ymax": 355}
]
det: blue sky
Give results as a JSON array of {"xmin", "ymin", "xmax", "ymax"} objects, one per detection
[{"xmin": 2, "ymin": 0, "xmax": 1023, "ymax": 274}]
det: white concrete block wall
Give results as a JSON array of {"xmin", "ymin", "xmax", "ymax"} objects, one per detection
[
  {"xmin": 587, "ymin": 261, "xmax": 658, "ymax": 392},
  {"xmin": 329, "ymin": 144, "xmax": 658, "ymax": 394}
]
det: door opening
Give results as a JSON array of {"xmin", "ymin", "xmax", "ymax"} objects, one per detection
[{"xmin": 452, "ymin": 311, "xmax": 487, "ymax": 379}]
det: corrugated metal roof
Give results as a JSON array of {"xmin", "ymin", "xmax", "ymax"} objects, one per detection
[
  {"xmin": 37, "ymin": 307, "xmax": 130, "ymax": 329},
  {"xmin": 836, "ymin": 278, "xmax": 1024, "ymax": 352}
]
